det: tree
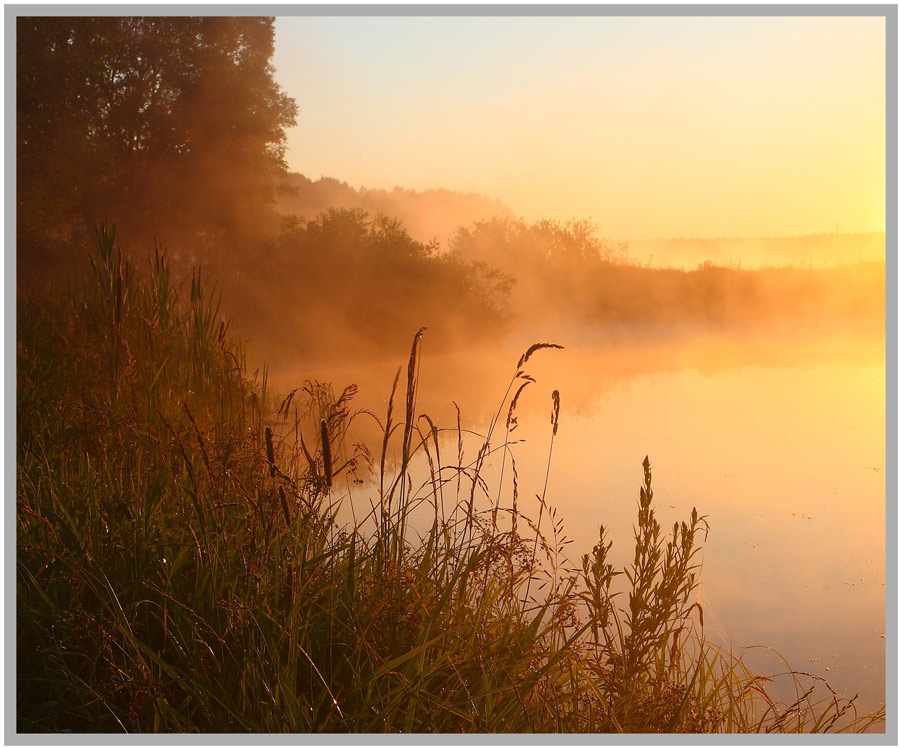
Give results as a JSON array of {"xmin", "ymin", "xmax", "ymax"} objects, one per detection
[{"xmin": 17, "ymin": 16, "xmax": 298, "ymax": 258}]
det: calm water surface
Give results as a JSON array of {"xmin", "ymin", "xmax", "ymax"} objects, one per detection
[{"xmin": 272, "ymin": 326, "xmax": 886, "ymax": 716}]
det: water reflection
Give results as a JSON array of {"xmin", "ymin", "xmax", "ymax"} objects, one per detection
[{"xmin": 269, "ymin": 324, "xmax": 885, "ymax": 715}]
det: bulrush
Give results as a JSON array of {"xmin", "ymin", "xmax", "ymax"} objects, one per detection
[{"xmin": 265, "ymin": 425, "xmax": 276, "ymax": 478}]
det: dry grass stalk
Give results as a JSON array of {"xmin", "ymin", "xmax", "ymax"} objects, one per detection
[{"xmin": 321, "ymin": 418, "xmax": 333, "ymax": 488}]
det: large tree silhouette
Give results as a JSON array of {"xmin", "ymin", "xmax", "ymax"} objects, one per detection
[{"xmin": 17, "ymin": 16, "xmax": 298, "ymax": 258}]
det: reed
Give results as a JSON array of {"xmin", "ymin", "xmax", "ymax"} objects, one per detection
[{"xmin": 15, "ymin": 231, "xmax": 885, "ymax": 734}]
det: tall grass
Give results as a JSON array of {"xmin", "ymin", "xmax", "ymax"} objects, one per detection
[{"xmin": 16, "ymin": 227, "xmax": 885, "ymax": 733}]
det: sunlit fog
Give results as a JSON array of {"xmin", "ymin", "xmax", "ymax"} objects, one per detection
[{"xmin": 16, "ymin": 13, "xmax": 888, "ymax": 735}]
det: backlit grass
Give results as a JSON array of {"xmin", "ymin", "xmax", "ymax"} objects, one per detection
[{"xmin": 15, "ymin": 226, "xmax": 885, "ymax": 733}]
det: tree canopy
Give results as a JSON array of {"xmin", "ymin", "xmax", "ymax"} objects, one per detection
[{"xmin": 17, "ymin": 17, "xmax": 298, "ymax": 257}]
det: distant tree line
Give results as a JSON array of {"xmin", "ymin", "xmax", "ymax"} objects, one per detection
[
  {"xmin": 275, "ymin": 173, "xmax": 515, "ymax": 247},
  {"xmin": 448, "ymin": 217, "xmax": 884, "ymax": 330},
  {"xmin": 220, "ymin": 208, "xmax": 513, "ymax": 360},
  {"xmin": 17, "ymin": 17, "xmax": 884, "ymax": 359}
]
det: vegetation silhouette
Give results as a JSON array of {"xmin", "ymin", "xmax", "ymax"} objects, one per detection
[
  {"xmin": 15, "ymin": 15, "xmax": 886, "ymax": 734},
  {"xmin": 276, "ymin": 173, "xmax": 515, "ymax": 247},
  {"xmin": 17, "ymin": 17, "xmax": 297, "ymax": 265},
  {"xmin": 16, "ymin": 231, "xmax": 884, "ymax": 733},
  {"xmin": 217, "ymin": 207, "xmax": 513, "ymax": 363},
  {"xmin": 449, "ymin": 217, "xmax": 884, "ymax": 332}
]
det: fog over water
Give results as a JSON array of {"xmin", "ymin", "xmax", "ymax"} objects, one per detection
[
  {"xmin": 267, "ymin": 321, "xmax": 885, "ymax": 715},
  {"xmin": 16, "ymin": 14, "xmax": 888, "ymax": 734}
]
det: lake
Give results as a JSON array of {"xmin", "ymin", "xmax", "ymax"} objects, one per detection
[{"xmin": 270, "ymin": 322, "xmax": 886, "ymax": 718}]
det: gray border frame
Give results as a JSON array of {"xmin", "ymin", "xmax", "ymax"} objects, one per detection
[{"xmin": 6, "ymin": 4, "xmax": 897, "ymax": 745}]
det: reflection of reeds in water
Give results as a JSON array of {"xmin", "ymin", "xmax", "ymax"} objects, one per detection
[{"xmin": 15, "ymin": 234, "xmax": 885, "ymax": 734}]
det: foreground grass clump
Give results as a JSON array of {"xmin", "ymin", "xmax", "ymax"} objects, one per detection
[{"xmin": 16, "ymin": 228, "xmax": 884, "ymax": 733}]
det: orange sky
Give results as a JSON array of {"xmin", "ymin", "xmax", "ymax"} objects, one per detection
[{"xmin": 273, "ymin": 16, "xmax": 886, "ymax": 241}]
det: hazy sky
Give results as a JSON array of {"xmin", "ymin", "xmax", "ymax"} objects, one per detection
[{"xmin": 272, "ymin": 15, "xmax": 885, "ymax": 240}]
